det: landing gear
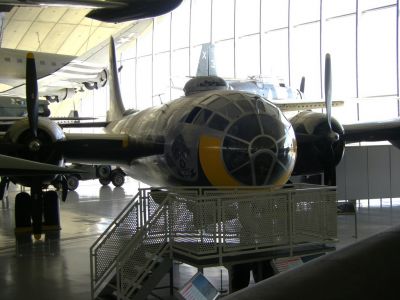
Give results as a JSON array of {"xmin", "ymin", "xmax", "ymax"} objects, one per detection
[
  {"xmin": 66, "ymin": 175, "xmax": 79, "ymax": 191},
  {"xmin": 99, "ymin": 178, "xmax": 111, "ymax": 186},
  {"xmin": 15, "ymin": 192, "xmax": 32, "ymax": 228},
  {"xmin": 111, "ymin": 169, "xmax": 125, "ymax": 187},
  {"xmin": 14, "ymin": 189, "xmax": 61, "ymax": 236},
  {"xmin": 43, "ymin": 191, "xmax": 60, "ymax": 229}
]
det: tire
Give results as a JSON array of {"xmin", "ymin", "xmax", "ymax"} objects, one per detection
[
  {"xmin": 99, "ymin": 178, "xmax": 111, "ymax": 186},
  {"xmin": 111, "ymin": 170, "xmax": 125, "ymax": 187},
  {"xmin": 15, "ymin": 192, "xmax": 32, "ymax": 228},
  {"xmin": 97, "ymin": 165, "xmax": 111, "ymax": 179},
  {"xmin": 66, "ymin": 175, "xmax": 79, "ymax": 191},
  {"xmin": 43, "ymin": 191, "xmax": 60, "ymax": 227}
]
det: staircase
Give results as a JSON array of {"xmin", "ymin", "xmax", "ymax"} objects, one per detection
[{"xmin": 90, "ymin": 190, "xmax": 171, "ymax": 300}]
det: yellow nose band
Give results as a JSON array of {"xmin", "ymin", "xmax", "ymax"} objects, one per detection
[{"xmin": 199, "ymin": 135, "xmax": 240, "ymax": 186}]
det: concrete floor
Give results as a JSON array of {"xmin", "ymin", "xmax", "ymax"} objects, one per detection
[{"xmin": 1, "ymin": 179, "xmax": 400, "ymax": 300}]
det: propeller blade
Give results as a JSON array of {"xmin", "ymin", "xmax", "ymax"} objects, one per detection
[
  {"xmin": 324, "ymin": 53, "xmax": 332, "ymax": 130},
  {"xmin": 26, "ymin": 53, "xmax": 39, "ymax": 137},
  {"xmin": 31, "ymin": 182, "xmax": 43, "ymax": 239},
  {"xmin": 61, "ymin": 176, "xmax": 68, "ymax": 202},
  {"xmin": 300, "ymin": 76, "xmax": 305, "ymax": 94},
  {"xmin": 324, "ymin": 145, "xmax": 337, "ymax": 186},
  {"xmin": 0, "ymin": 177, "xmax": 9, "ymax": 200}
]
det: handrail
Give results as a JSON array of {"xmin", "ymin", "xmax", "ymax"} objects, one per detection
[
  {"xmin": 90, "ymin": 192, "xmax": 142, "ymax": 299},
  {"xmin": 115, "ymin": 196, "xmax": 171, "ymax": 299}
]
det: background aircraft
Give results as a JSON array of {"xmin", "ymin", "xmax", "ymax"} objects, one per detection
[
  {"xmin": 0, "ymin": 0, "xmax": 183, "ymax": 23},
  {"xmin": 0, "ymin": 96, "xmax": 50, "ymax": 117},
  {"xmin": 0, "ymin": 19, "xmax": 152, "ymax": 102},
  {"xmin": 194, "ymin": 43, "xmax": 344, "ymax": 112}
]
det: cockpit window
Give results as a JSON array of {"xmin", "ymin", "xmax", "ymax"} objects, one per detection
[
  {"xmin": 259, "ymin": 115, "xmax": 285, "ymax": 139},
  {"xmin": 208, "ymin": 97, "xmax": 230, "ymax": 110},
  {"xmin": 236, "ymin": 99, "xmax": 253, "ymax": 112},
  {"xmin": 252, "ymin": 97, "xmax": 266, "ymax": 113},
  {"xmin": 208, "ymin": 114, "xmax": 229, "ymax": 131},
  {"xmin": 228, "ymin": 115, "xmax": 261, "ymax": 141},
  {"xmin": 185, "ymin": 106, "xmax": 201, "ymax": 123},
  {"xmin": 222, "ymin": 103, "xmax": 242, "ymax": 119},
  {"xmin": 208, "ymin": 96, "xmax": 242, "ymax": 120},
  {"xmin": 201, "ymin": 95, "xmax": 220, "ymax": 105},
  {"xmin": 193, "ymin": 108, "xmax": 212, "ymax": 125}
]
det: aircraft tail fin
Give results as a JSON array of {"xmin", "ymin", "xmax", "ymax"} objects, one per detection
[
  {"xmin": 196, "ymin": 43, "xmax": 217, "ymax": 76},
  {"xmin": 107, "ymin": 36, "xmax": 125, "ymax": 122}
]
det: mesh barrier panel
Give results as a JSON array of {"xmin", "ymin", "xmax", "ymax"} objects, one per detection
[
  {"xmin": 292, "ymin": 190, "xmax": 335, "ymax": 243},
  {"xmin": 222, "ymin": 194, "xmax": 289, "ymax": 252},
  {"xmin": 169, "ymin": 194, "xmax": 218, "ymax": 255}
]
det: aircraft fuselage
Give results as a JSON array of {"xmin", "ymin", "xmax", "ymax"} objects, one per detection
[{"xmin": 106, "ymin": 90, "xmax": 297, "ymax": 187}]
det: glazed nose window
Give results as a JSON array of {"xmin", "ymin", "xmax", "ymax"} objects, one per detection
[{"xmin": 222, "ymin": 109, "xmax": 296, "ymax": 185}]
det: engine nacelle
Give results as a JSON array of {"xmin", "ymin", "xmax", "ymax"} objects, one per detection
[
  {"xmin": 44, "ymin": 88, "xmax": 76, "ymax": 102},
  {"xmin": 290, "ymin": 110, "xmax": 345, "ymax": 176},
  {"xmin": 4, "ymin": 118, "xmax": 66, "ymax": 186},
  {"xmin": 83, "ymin": 68, "xmax": 108, "ymax": 91}
]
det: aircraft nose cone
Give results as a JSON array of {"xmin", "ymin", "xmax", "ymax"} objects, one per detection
[
  {"xmin": 250, "ymin": 136, "xmax": 277, "ymax": 154},
  {"xmin": 222, "ymin": 111, "xmax": 296, "ymax": 186}
]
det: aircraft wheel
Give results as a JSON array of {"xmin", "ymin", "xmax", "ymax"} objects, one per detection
[
  {"xmin": 97, "ymin": 165, "xmax": 111, "ymax": 179},
  {"xmin": 66, "ymin": 175, "xmax": 79, "ymax": 191},
  {"xmin": 251, "ymin": 260, "xmax": 275, "ymax": 283},
  {"xmin": 43, "ymin": 191, "xmax": 60, "ymax": 227},
  {"xmin": 230, "ymin": 263, "xmax": 251, "ymax": 292},
  {"xmin": 99, "ymin": 178, "xmax": 111, "ymax": 186},
  {"xmin": 15, "ymin": 192, "xmax": 32, "ymax": 228},
  {"xmin": 111, "ymin": 170, "xmax": 125, "ymax": 187}
]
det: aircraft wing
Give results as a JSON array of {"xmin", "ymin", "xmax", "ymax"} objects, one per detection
[
  {"xmin": 0, "ymin": 154, "xmax": 84, "ymax": 176},
  {"xmin": 57, "ymin": 132, "xmax": 164, "ymax": 165},
  {"xmin": 0, "ymin": 19, "xmax": 152, "ymax": 101},
  {"xmin": 0, "ymin": 118, "xmax": 102, "ymax": 133},
  {"xmin": 0, "ymin": 0, "xmax": 182, "ymax": 23},
  {"xmin": 343, "ymin": 119, "xmax": 400, "ymax": 143},
  {"xmin": 274, "ymin": 99, "xmax": 344, "ymax": 112}
]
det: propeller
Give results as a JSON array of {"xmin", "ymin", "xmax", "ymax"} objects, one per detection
[
  {"xmin": 323, "ymin": 53, "xmax": 338, "ymax": 186},
  {"xmin": 26, "ymin": 53, "xmax": 39, "ymax": 138},
  {"xmin": 294, "ymin": 54, "xmax": 342, "ymax": 186},
  {"xmin": 61, "ymin": 176, "xmax": 69, "ymax": 202}
]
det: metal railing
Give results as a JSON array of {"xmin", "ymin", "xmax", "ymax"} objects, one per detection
[{"xmin": 90, "ymin": 184, "xmax": 337, "ymax": 299}]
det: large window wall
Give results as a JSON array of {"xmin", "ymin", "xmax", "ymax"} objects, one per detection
[{"xmin": 72, "ymin": 0, "xmax": 400, "ymax": 126}]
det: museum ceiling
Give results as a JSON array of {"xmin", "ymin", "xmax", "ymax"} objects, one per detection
[{"xmin": 0, "ymin": 6, "xmax": 133, "ymax": 56}]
